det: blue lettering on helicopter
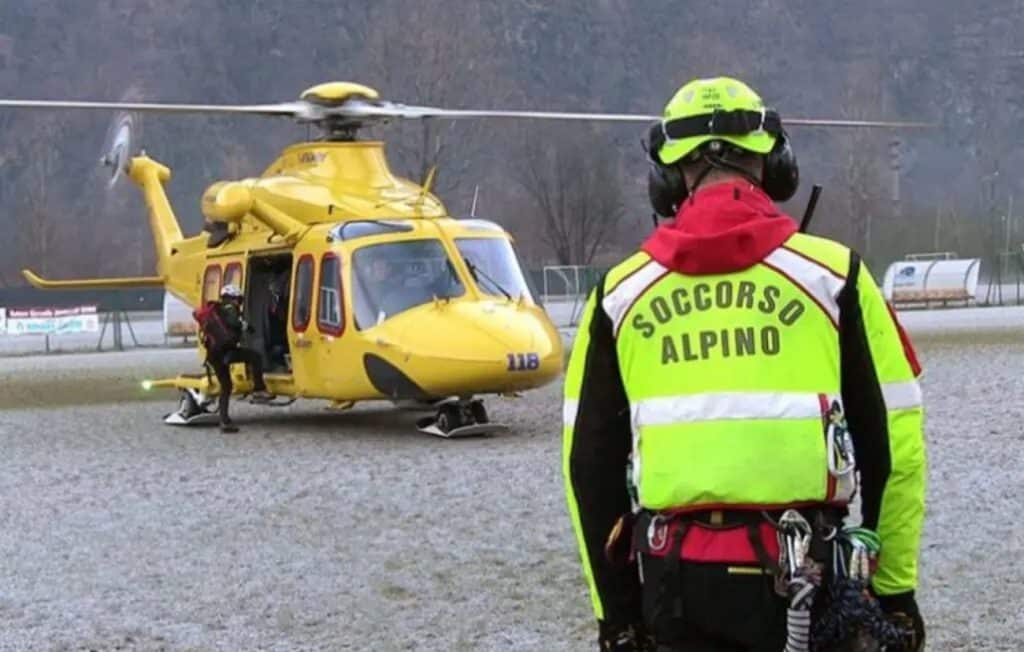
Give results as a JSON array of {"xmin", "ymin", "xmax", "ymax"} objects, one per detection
[{"xmin": 507, "ymin": 352, "xmax": 540, "ymax": 371}]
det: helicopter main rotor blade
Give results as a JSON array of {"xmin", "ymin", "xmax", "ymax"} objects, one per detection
[
  {"xmin": 0, "ymin": 99, "xmax": 307, "ymax": 116},
  {"xmin": 784, "ymin": 117, "xmax": 935, "ymax": 129},
  {"xmin": 332, "ymin": 101, "xmax": 936, "ymax": 129},
  {"xmin": 332, "ymin": 102, "xmax": 661, "ymax": 122},
  {"xmin": 0, "ymin": 97, "xmax": 937, "ymax": 129}
]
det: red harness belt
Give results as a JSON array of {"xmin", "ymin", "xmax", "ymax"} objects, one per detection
[{"xmin": 645, "ymin": 519, "xmax": 780, "ymax": 564}]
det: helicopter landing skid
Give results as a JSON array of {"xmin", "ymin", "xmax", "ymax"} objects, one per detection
[
  {"xmin": 393, "ymin": 397, "xmax": 449, "ymax": 412},
  {"xmin": 415, "ymin": 398, "xmax": 508, "ymax": 439},
  {"xmin": 416, "ymin": 422, "xmax": 507, "ymax": 438},
  {"xmin": 245, "ymin": 395, "xmax": 297, "ymax": 408},
  {"xmin": 163, "ymin": 388, "xmax": 219, "ymax": 426}
]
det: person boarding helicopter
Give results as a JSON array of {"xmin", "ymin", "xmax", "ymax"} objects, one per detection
[{"xmin": 195, "ymin": 283, "xmax": 276, "ymax": 432}]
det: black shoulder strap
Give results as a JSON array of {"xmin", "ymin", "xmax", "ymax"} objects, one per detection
[
  {"xmin": 847, "ymin": 251, "xmax": 861, "ymax": 290},
  {"xmin": 589, "ymin": 272, "xmax": 609, "ymax": 333},
  {"xmin": 838, "ymin": 250, "xmax": 861, "ymax": 315},
  {"xmin": 595, "ymin": 271, "xmax": 608, "ymax": 303}
]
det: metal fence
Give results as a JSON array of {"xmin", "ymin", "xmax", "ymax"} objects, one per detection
[{"xmin": 525, "ymin": 265, "xmax": 609, "ymax": 328}]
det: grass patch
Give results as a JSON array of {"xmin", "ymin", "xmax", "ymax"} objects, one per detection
[
  {"xmin": 379, "ymin": 583, "xmax": 414, "ymax": 600},
  {"xmin": 911, "ymin": 327, "xmax": 1024, "ymax": 349},
  {"xmin": 0, "ymin": 357, "xmax": 190, "ymax": 409},
  {"xmin": 0, "ymin": 375, "xmax": 175, "ymax": 409}
]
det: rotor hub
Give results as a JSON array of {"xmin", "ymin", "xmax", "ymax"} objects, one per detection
[
  {"xmin": 300, "ymin": 81, "xmax": 380, "ymax": 105},
  {"xmin": 298, "ymin": 82, "xmax": 386, "ymax": 141}
]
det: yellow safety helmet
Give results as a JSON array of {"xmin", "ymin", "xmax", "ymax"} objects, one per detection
[
  {"xmin": 645, "ymin": 76, "xmax": 798, "ymax": 216},
  {"xmin": 221, "ymin": 284, "xmax": 244, "ymax": 299},
  {"xmin": 656, "ymin": 76, "xmax": 779, "ymax": 164}
]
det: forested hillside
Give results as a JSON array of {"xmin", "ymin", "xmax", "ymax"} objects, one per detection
[{"xmin": 1, "ymin": 0, "xmax": 1022, "ymax": 282}]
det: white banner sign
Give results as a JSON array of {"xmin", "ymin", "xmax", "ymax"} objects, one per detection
[{"xmin": 5, "ymin": 306, "xmax": 99, "ymax": 335}]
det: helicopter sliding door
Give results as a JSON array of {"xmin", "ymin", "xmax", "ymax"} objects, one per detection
[
  {"xmin": 243, "ymin": 253, "xmax": 293, "ymax": 374},
  {"xmin": 311, "ymin": 251, "xmax": 348, "ymax": 381},
  {"xmin": 286, "ymin": 250, "xmax": 351, "ymax": 398}
]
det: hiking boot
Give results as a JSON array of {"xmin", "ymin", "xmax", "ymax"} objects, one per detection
[{"xmin": 250, "ymin": 389, "xmax": 276, "ymax": 404}]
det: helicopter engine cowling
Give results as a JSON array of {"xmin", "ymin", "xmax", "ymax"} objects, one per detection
[{"xmin": 201, "ymin": 181, "xmax": 252, "ymax": 223}]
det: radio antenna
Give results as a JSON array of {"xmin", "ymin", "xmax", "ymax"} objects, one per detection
[{"xmin": 799, "ymin": 185, "xmax": 823, "ymax": 233}]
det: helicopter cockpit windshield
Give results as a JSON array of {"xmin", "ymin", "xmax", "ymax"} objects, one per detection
[
  {"xmin": 454, "ymin": 237, "xmax": 533, "ymax": 302},
  {"xmin": 352, "ymin": 239, "xmax": 465, "ymax": 329}
]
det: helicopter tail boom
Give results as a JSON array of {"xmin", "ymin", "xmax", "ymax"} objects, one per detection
[
  {"xmin": 21, "ymin": 269, "xmax": 165, "ymax": 290},
  {"xmin": 128, "ymin": 155, "xmax": 185, "ymax": 275}
]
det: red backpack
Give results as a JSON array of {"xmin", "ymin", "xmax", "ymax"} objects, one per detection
[{"xmin": 193, "ymin": 301, "xmax": 235, "ymax": 353}]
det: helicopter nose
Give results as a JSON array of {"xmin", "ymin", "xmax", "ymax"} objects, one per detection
[{"xmin": 367, "ymin": 300, "xmax": 563, "ymax": 395}]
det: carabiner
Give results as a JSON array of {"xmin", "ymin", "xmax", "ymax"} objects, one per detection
[
  {"xmin": 826, "ymin": 421, "xmax": 856, "ymax": 478},
  {"xmin": 646, "ymin": 513, "xmax": 668, "ymax": 552},
  {"xmin": 777, "ymin": 509, "xmax": 812, "ymax": 577}
]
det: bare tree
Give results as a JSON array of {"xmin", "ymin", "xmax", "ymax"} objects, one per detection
[
  {"xmin": 826, "ymin": 59, "xmax": 892, "ymax": 258},
  {"xmin": 15, "ymin": 129, "xmax": 62, "ymax": 278},
  {"xmin": 358, "ymin": 0, "xmax": 501, "ymax": 201},
  {"xmin": 512, "ymin": 125, "xmax": 625, "ymax": 266}
]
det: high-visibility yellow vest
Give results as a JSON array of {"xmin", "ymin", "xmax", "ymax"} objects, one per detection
[
  {"xmin": 562, "ymin": 232, "xmax": 926, "ymax": 622},
  {"xmin": 581, "ymin": 233, "xmax": 915, "ymax": 512}
]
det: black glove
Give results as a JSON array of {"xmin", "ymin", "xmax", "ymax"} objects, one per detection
[
  {"xmin": 598, "ymin": 620, "xmax": 653, "ymax": 651},
  {"xmin": 875, "ymin": 591, "xmax": 925, "ymax": 651}
]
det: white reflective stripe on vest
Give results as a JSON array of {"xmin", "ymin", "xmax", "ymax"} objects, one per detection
[
  {"xmin": 631, "ymin": 391, "xmax": 837, "ymax": 427},
  {"xmin": 602, "ymin": 260, "xmax": 669, "ymax": 335},
  {"xmin": 882, "ymin": 380, "xmax": 923, "ymax": 410},
  {"xmin": 763, "ymin": 247, "xmax": 845, "ymax": 325},
  {"xmin": 563, "ymin": 398, "xmax": 579, "ymax": 426}
]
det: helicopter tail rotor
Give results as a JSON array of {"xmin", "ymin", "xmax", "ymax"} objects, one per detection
[{"xmin": 100, "ymin": 111, "xmax": 137, "ymax": 189}]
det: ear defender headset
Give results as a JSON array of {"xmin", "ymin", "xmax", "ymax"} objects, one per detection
[{"xmin": 644, "ymin": 107, "xmax": 800, "ymax": 218}]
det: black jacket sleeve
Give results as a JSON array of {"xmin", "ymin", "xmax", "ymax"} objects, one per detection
[
  {"xmin": 564, "ymin": 278, "xmax": 641, "ymax": 626},
  {"xmin": 837, "ymin": 252, "xmax": 891, "ymax": 530}
]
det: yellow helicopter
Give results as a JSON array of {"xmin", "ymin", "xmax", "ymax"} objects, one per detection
[{"xmin": 0, "ymin": 81, "xmax": 932, "ymax": 437}]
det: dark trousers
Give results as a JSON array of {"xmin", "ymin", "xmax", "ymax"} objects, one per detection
[
  {"xmin": 641, "ymin": 555, "xmax": 787, "ymax": 651},
  {"xmin": 208, "ymin": 346, "xmax": 267, "ymax": 423}
]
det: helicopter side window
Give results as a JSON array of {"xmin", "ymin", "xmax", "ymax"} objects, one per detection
[
  {"xmin": 224, "ymin": 262, "xmax": 243, "ymax": 289},
  {"xmin": 458, "ymin": 218, "xmax": 506, "ymax": 233},
  {"xmin": 332, "ymin": 220, "xmax": 414, "ymax": 241},
  {"xmin": 292, "ymin": 254, "xmax": 314, "ymax": 332},
  {"xmin": 351, "ymin": 240, "xmax": 465, "ymax": 330},
  {"xmin": 202, "ymin": 264, "xmax": 222, "ymax": 303},
  {"xmin": 317, "ymin": 253, "xmax": 344, "ymax": 336},
  {"xmin": 454, "ymin": 237, "xmax": 533, "ymax": 302}
]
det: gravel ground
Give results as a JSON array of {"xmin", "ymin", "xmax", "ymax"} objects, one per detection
[{"xmin": 1, "ymin": 324, "xmax": 1022, "ymax": 650}]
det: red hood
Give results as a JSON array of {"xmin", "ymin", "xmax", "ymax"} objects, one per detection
[{"xmin": 642, "ymin": 179, "xmax": 798, "ymax": 275}]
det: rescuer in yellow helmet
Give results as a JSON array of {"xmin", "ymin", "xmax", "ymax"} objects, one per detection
[{"xmin": 562, "ymin": 77, "xmax": 927, "ymax": 651}]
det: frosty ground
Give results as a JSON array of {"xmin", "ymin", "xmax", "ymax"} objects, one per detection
[{"xmin": 1, "ymin": 309, "xmax": 1023, "ymax": 650}]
